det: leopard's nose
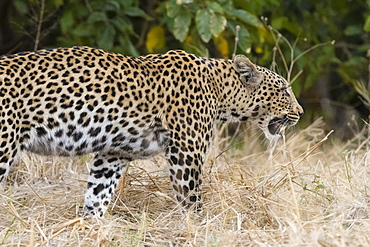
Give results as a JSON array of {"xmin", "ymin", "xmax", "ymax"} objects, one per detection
[{"xmin": 297, "ymin": 104, "xmax": 304, "ymax": 117}]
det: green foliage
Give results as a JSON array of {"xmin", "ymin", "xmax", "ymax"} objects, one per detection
[
  {"xmin": 58, "ymin": 0, "xmax": 151, "ymax": 56},
  {"xmin": 264, "ymin": 0, "xmax": 369, "ymax": 92},
  {"xmin": 160, "ymin": 0, "xmax": 260, "ymax": 57},
  {"xmin": 195, "ymin": 9, "xmax": 212, "ymax": 42},
  {"xmin": 8, "ymin": 0, "xmax": 264, "ymax": 58},
  {"xmin": 4, "ymin": 0, "xmax": 370, "ymax": 129}
]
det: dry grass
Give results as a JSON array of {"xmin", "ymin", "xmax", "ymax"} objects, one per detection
[{"xmin": 1, "ymin": 118, "xmax": 370, "ymax": 246}]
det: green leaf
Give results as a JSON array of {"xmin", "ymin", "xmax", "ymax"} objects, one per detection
[
  {"xmin": 315, "ymin": 184, "xmax": 325, "ymax": 190},
  {"xmin": 196, "ymin": 9, "xmax": 212, "ymax": 42},
  {"xmin": 179, "ymin": 0, "xmax": 193, "ymax": 3},
  {"xmin": 364, "ymin": 16, "xmax": 370, "ymax": 31},
  {"xmin": 228, "ymin": 22, "xmax": 251, "ymax": 53},
  {"xmin": 60, "ymin": 10, "xmax": 74, "ymax": 33},
  {"xmin": 117, "ymin": 0, "xmax": 135, "ymax": 9},
  {"xmin": 219, "ymin": 0, "xmax": 233, "ymax": 10},
  {"xmin": 105, "ymin": 0, "xmax": 120, "ymax": 11},
  {"xmin": 98, "ymin": 24, "xmax": 116, "ymax": 50},
  {"xmin": 13, "ymin": 0, "xmax": 28, "ymax": 14},
  {"xmin": 226, "ymin": 9, "xmax": 259, "ymax": 28},
  {"xmin": 53, "ymin": 0, "xmax": 64, "ymax": 7},
  {"xmin": 173, "ymin": 9, "xmax": 191, "ymax": 42},
  {"xmin": 358, "ymin": 43, "xmax": 370, "ymax": 53},
  {"xmin": 125, "ymin": 7, "xmax": 149, "ymax": 18},
  {"xmin": 166, "ymin": 1, "xmax": 181, "ymax": 18},
  {"xmin": 87, "ymin": 12, "xmax": 107, "ymax": 23},
  {"xmin": 118, "ymin": 33, "xmax": 139, "ymax": 56},
  {"xmin": 208, "ymin": 2, "xmax": 224, "ymax": 14},
  {"xmin": 271, "ymin": 16, "xmax": 299, "ymax": 34},
  {"xmin": 111, "ymin": 17, "xmax": 128, "ymax": 33},
  {"xmin": 209, "ymin": 12, "xmax": 227, "ymax": 37},
  {"xmin": 345, "ymin": 25, "xmax": 362, "ymax": 36},
  {"xmin": 72, "ymin": 23, "xmax": 92, "ymax": 37},
  {"xmin": 237, "ymin": 26, "xmax": 251, "ymax": 53}
]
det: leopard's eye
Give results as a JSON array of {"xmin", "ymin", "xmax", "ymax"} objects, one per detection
[
  {"xmin": 281, "ymin": 86, "xmax": 290, "ymax": 97},
  {"xmin": 284, "ymin": 88, "xmax": 290, "ymax": 97}
]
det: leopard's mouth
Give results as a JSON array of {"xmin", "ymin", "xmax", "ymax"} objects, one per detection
[
  {"xmin": 267, "ymin": 117, "xmax": 294, "ymax": 136},
  {"xmin": 268, "ymin": 118, "xmax": 283, "ymax": 136}
]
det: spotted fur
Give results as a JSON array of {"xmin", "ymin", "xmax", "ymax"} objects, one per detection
[{"xmin": 0, "ymin": 46, "xmax": 303, "ymax": 217}]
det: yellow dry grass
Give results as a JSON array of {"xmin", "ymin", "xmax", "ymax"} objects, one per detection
[{"xmin": 1, "ymin": 117, "xmax": 370, "ymax": 246}]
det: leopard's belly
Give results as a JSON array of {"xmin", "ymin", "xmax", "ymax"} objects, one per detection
[{"xmin": 20, "ymin": 117, "xmax": 170, "ymax": 160}]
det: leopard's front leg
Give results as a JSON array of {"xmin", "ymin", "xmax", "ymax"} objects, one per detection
[
  {"xmin": 167, "ymin": 147, "xmax": 206, "ymax": 210},
  {"xmin": 165, "ymin": 117, "xmax": 214, "ymax": 211}
]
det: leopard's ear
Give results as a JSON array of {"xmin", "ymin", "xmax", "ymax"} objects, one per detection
[{"xmin": 233, "ymin": 55, "xmax": 263, "ymax": 85}]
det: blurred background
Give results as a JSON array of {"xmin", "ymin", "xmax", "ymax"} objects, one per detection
[{"xmin": 0, "ymin": 0, "xmax": 369, "ymax": 140}]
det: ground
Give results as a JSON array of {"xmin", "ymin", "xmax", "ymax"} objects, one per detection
[{"xmin": 1, "ymin": 119, "xmax": 370, "ymax": 246}]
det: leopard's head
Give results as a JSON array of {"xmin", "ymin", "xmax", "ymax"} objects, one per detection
[{"xmin": 233, "ymin": 55, "xmax": 304, "ymax": 140}]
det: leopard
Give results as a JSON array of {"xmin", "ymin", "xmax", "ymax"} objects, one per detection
[{"xmin": 0, "ymin": 46, "xmax": 303, "ymax": 217}]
